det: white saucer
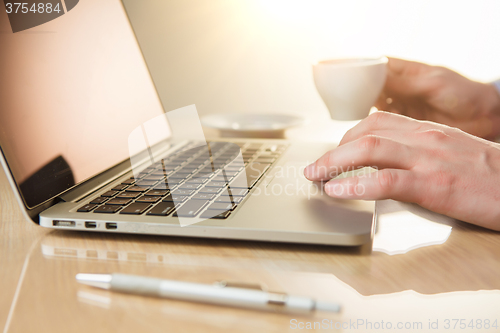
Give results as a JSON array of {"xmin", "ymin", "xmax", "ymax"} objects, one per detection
[{"xmin": 201, "ymin": 114, "xmax": 306, "ymax": 138}]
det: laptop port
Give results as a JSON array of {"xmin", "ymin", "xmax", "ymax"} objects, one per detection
[
  {"xmin": 85, "ymin": 221, "xmax": 97, "ymax": 229},
  {"xmin": 53, "ymin": 220, "xmax": 75, "ymax": 227},
  {"xmin": 105, "ymin": 223, "xmax": 117, "ymax": 230}
]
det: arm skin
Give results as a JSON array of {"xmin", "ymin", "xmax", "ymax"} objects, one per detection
[
  {"xmin": 374, "ymin": 58, "xmax": 500, "ymax": 140},
  {"xmin": 304, "ymin": 112, "xmax": 500, "ymax": 231}
]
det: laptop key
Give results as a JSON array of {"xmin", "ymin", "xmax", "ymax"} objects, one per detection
[
  {"xmin": 206, "ymin": 181, "xmax": 228, "ymax": 188},
  {"xmin": 197, "ymin": 167, "xmax": 215, "ymax": 174},
  {"xmin": 200, "ymin": 210, "xmax": 231, "ymax": 219},
  {"xmin": 226, "ymin": 162, "xmax": 245, "ymax": 169},
  {"xmin": 136, "ymin": 196, "xmax": 161, "ymax": 203},
  {"xmin": 162, "ymin": 195, "xmax": 188, "ymax": 203},
  {"xmin": 77, "ymin": 204, "xmax": 98, "ymax": 212},
  {"xmin": 230, "ymin": 162, "xmax": 270, "ymax": 189},
  {"xmin": 116, "ymin": 192, "xmax": 141, "ymax": 199},
  {"xmin": 178, "ymin": 183, "xmax": 202, "ymax": 190},
  {"xmin": 147, "ymin": 202, "xmax": 175, "ymax": 216},
  {"xmin": 175, "ymin": 170, "xmax": 195, "ymax": 176},
  {"xmin": 90, "ymin": 197, "xmax": 108, "ymax": 204},
  {"xmin": 151, "ymin": 171, "xmax": 170, "ymax": 177},
  {"xmin": 94, "ymin": 205, "xmax": 121, "ymax": 213},
  {"xmin": 216, "ymin": 193, "xmax": 244, "ymax": 204},
  {"xmin": 156, "ymin": 180, "xmax": 180, "ymax": 189},
  {"xmin": 168, "ymin": 174, "xmax": 190, "ymax": 180},
  {"xmin": 145, "ymin": 189, "xmax": 169, "ymax": 196},
  {"xmin": 226, "ymin": 188, "xmax": 248, "ymax": 197},
  {"xmin": 191, "ymin": 193, "xmax": 216, "ymax": 200},
  {"xmin": 106, "ymin": 198, "xmax": 133, "ymax": 206},
  {"xmin": 206, "ymin": 202, "xmax": 237, "ymax": 211},
  {"xmin": 186, "ymin": 177, "xmax": 210, "ymax": 184},
  {"xmin": 111, "ymin": 184, "xmax": 128, "ymax": 191},
  {"xmin": 224, "ymin": 166, "xmax": 244, "ymax": 172},
  {"xmin": 137, "ymin": 171, "xmax": 152, "ymax": 178},
  {"xmin": 218, "ymin": 170, "xmax": 239, "ymax": 177},
  {"xmin": 213, "ymin": 175, "xmax": 233, "ymax": 182},
  {"xmin": 101, "ymin": 190, "xmax": 119, "ymax": 197},
  {"xmin": 120, "ymin": 203, "xmax": 152, "ymax": 215},
  {"xmin": 173, "ymin": 200, "xmax": 209, "ymax": 217},
  {"xmin": 163, "ymin": 163, "xmax": 182, "ymax": 170},
  {"xmin": 135, "ymin": 181, "xmax": 158, "ymax": 188},
  {"xmin": 198, "ymin": 187, "xmax": 223, "ymax": 194},
  {"xmin": 125, "ymin": 186, "xmax": 149, "ymax": 192},
  {"xmin": 171, "ymin": 189, "xmax": 195, "ymax": 196}
]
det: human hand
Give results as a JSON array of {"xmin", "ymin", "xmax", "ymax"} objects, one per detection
[
  {"xmin": 375, "ymin": 58, "xmax": 500, "ymax": 140},
  {"xmin": 304, "ymin": 112, "xmax": 500, "ymax": 231}
]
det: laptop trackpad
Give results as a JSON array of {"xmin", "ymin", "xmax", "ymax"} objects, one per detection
[{"xmin": 239, "ymin": 156, "xmax": 375, "ymax": 236}]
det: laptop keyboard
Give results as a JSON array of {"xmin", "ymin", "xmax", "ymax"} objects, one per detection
[{"xmin": 77, "ymin": 142, "xmax": 287, "ymax": 219}]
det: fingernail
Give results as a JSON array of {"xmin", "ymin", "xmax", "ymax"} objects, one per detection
[
  {"xmin": 325, "ymin": 181, "xmax": 344, "ymax": 197},
  {"xmin": 304, "ymin": 163, "xmax": 315, "ymax": 177}
]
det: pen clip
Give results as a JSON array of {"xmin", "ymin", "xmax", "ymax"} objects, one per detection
[
  {"xmin": 214, "ymin": 280, "xmax": 267, "ymax": 291},
  {"xmin": 214, "ymin": 280, "xmax": 289, "ymax": 305}
]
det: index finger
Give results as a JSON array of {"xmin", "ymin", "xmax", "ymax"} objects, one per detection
[
  {"xmin": 304, "ymin": 135, "xmax": 416, "ymax": 181},
  {"xmin": 339, "ymin": 112, "xmax": 424, "ymax": 146}
]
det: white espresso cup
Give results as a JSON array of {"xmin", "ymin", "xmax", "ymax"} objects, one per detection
[{"xmin": 313, "ymin": 57, "xmax": 388, "ymax": 120}]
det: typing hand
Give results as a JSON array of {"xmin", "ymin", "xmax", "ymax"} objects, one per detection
[
  {"xmin": 304, "ymin": 112, "xmax": 500, "ymax": 231},
  {"xmin": 375, "ymin": 57, "xmax": 500, "ymax": 140}
]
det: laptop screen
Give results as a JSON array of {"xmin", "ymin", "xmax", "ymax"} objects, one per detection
[{"xmin": 0, "ymin": 0, "xmax": 168, "ymax": 209}]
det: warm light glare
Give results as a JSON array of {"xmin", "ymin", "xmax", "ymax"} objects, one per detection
[
  {"xmin": 124, "ymin": 0, "xmax": 500, "ymax": 121},
  {"xmin": 255, "ymin": 0, "xmax": 500, "ymax": 80}
]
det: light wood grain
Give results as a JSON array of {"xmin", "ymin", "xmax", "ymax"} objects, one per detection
[{"xmin": 2, "ymin": 133, "xmax": 500, "ymax": 332}]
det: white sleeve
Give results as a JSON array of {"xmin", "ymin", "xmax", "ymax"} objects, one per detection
[{"xmin": 492, "ymin": 79, "xmax": 500, "ymax": 95}]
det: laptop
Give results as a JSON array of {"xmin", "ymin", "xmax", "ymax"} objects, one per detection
[{"xmin": 0, "ymin": 0, "xmax": 374, "ymax": 246}]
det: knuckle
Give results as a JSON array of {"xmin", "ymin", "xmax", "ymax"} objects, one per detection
[
  {"xmin": 365, "ymin": 111, "xmax": 389, "ymax": 128},
  {"xmin": 417, "ymin": 129, "xmax": 449, "ymax": 141},
  {"xmin": 357, "ymin": 135, "xmax": 381, "ymax": 152},
  {"xmin": 413, "ymin": 119, "xmax": 428, "ymax": 132},
  {"xmin": 377, "ymin": 169, "xmax": 396, "ymax": 195}
]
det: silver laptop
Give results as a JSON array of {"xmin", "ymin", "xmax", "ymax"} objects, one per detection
[{"xmin": 0, "ymin": 0, "xmax": 374, "ymax": 246}]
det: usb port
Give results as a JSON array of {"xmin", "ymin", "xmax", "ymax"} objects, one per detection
[
  {"xmin": 85, "ymin": 221, "xmax": 97, "ymax": 229},
  {"xmin": 53, "ymin": 220, "xmax": 75, "ymax": 227},
  {"xmin": 105, "ymin": 223, "xmax": 117, "ymax": 230}
]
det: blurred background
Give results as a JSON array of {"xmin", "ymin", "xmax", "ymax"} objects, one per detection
[{"xmin": 122, "ymin": 0, "xmax": 500, "ymax": 121}]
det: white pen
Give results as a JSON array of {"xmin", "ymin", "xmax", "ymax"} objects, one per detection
[{"xmin": 76, "ymin": 273, "xmax": 341, "ymax": 313}]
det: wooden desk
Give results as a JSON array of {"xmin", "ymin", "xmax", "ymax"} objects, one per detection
[{"xmin": 1, "ymin": 121, "xmax": 500, "ymax": 333}]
